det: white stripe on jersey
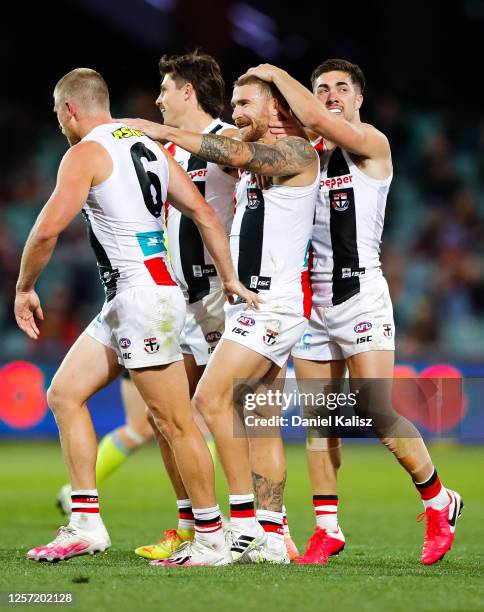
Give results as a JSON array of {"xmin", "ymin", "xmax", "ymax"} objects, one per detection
[
  {"xmin": 165, "ymin": 119, "xmax": 236, "ymax": 304},
  {"xmin": 310, "ymin": 147, "xmax": 392, "ymax": 306},
  {"xmin": 82, "ymin": 123, "xmax": 176, "ymax": 301},
  {"xmin": 231, "ymin": 169, "xmax": 319, "ymax": 315}
]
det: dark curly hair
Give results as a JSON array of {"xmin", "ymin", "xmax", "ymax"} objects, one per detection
[{"xmin": 159, "ymin": 50, "xmax": 225, "ymax": 118}]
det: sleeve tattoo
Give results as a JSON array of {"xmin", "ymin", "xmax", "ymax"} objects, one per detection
[
  {"xmin": 252, "ymin": 470, "xmax": 287, "ymax": 511},
  {"xmin": 198, "ymin": 135, "xmax": 315, "ymax": 176}
]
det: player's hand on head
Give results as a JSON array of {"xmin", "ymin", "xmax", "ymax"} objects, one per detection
[
  {"xmin": 14, "ymin": 290, "xmax": 44, "ymax": 340},
  {"xmin": 269, "ymin": 107, "xmax": 308, "ymax": 140},
  {"xmin": 250, "ymin": 173, "xmax": 273, "ymax": 190},
  {"xmin": 239, "ymin": 64, "xmax": 278, "ymax": 83},
  {"xmin": 116, "ymin": 118, "xmax": 168, "ymax": 141},
  {"xmin": 222, "ymin": 279, "xmax": 264, "ymax": 309}
]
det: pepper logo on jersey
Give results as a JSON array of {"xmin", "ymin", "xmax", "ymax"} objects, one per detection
[
  {"xmin": 119, "ymin": 338, "xmax": 131, "ymax": 349},
  {"xmin": 136, "ymin": 231, "xmax": 166, "ymax": 257},
  {"xmin": 383, "ymin": 323, "xmax": 393, "ymax": 338},
  {"xmin": 144, "ymin": 337, "xmax": 160, "ymax": 353},
  {"xmin": 354, "ymin": 321, "xmax": 372, "ymax": 333},
  {"xmin": 247, "ymin": 187, "xmax": 263, "ymax": 210},
  {"xmin": 263, "ymin": 328, "xmax": 279, "ymax": 346},
  {"xmin": 331, "ymin": 192, "xmax": 349, "ymax": 211},
  {"xmin": 205, "ymin": 331, "xmax": 222, "ymax": 343},
  {"xmin": 237, "ymin": 315, "xmax": 255, "ymax": 327}
]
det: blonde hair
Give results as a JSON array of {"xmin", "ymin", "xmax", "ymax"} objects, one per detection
[{"xmin": 54, "ymin": 68, "xmax": 110, "ymax": 113}]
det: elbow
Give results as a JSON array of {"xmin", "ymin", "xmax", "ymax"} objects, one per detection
[{"xmin": 32, "ymin": 224, "xmax": 60, "ymax": 243}]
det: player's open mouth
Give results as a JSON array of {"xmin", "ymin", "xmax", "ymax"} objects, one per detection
[{"xmin": 328, "ymin": 108, "xmax": 343, "ymax": 113}]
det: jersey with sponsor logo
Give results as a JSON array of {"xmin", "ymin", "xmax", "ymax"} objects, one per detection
[
  {"xmin": 231, "ymin": 168, "xmax": 319, "ymax": 316},
  {"xmin": 81, "ymin": 123, "xmax": 176, "ymax": 302},
  {"xmin": 310, "ymin": 146, "xmax": 392, "ymax": 306},
  {"xmin": 165, "ymin": 119, "xmax": 236, "ymax": 304}
]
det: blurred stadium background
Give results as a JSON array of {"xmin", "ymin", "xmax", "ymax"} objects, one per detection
[{"xmin": 0, "ymin": 0, "xmax": 482, "ymax": 440}]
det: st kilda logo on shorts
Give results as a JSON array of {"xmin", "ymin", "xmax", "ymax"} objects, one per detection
[
  {"xmin": 143, "ymin": 337, "xmax": 160, "ymax": 353},
  {"xmin": 263, "ymin": 327, "xmax": 279, "ymax": 346},
  {"xmin": 383, "ymin": 323, "xmax": 393, "ymax": 338}
]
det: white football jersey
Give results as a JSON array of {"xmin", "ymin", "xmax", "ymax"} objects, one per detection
[
  {"xmin": 81, "ymin": 122, "xmax": 176, "ymax": 302},
  {"xmin": 231, "ymin": 168, "xmax": 320, "ymax": 316},
  {"xmin": 310, "ymin": 146, "xmax": 392, "ymax": 306},
  {"xmin": 165, "ymin": 119, "xmax": 236, "ymax": 303}
]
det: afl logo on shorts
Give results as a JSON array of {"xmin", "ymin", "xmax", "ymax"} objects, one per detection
[
  {"xmin": 354, "ymin": 321, "xmax": 372, "ymax": 334},
  {"xmin": 119, "ymin": 337, "xmax": 131, "ymax": 349},
  {"xmin": 331, "ymin": 192, "xmax": 349, "ymax": 211},
  {"xmin": 143, "ymin": 337, "xmax": 160, "ymax": 353},
  {"xmin": 205, "ymin": 331, "xmax": 222, "ymax": 343},
  {"xmin": 237, "ymin": 315, "xmax": 255, "ymax": 326}
]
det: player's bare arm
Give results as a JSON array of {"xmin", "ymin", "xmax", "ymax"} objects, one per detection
[
  {"xmin": 15, "ymin": 141, "xmax": 110, "ymax": 339},
  {"xmin": 159, "ymin": 145, "xmax": 261, "ymax": 307},
  {"xmin": 242, "ymin": 64, "xmax": 390, "ymax": 161},
  {"xmin": 118, "ymin": 118, "xmax": 239, "ymax": 177},
  {"xmin": 158, "ymin": 127, "xmax": 318, "ymax": 181}
]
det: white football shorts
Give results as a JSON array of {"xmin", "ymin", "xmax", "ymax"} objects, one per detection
[
  {"xmin": 180, "ymin": 288, "xmax": 226, "ymax": 366},
  {"xmin": 222, "ymin": 301, "xmax": 308, "ymax": 368},
  {"xmin": 86, "ymin": 285, "xmax": 186, "ymax": 368},
  {"xmin": 292, "ymin": 276, "xmax": 395, "ymax": 361}
]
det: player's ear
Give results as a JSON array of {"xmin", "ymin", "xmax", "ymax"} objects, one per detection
[
  {"xmin": 65, "ymin": 100, "xmax": 78, "ymax": 118},
  {"xmin": 271, "ymin": 96, "xmax": 282, "ymax": 118},
  {"xmin": 355, "ymin": 93, "xmax": 363, "ymax": 112},
  {"xmin": 184, "ymin": 82, "xmax": 194, "ymax": 101}
]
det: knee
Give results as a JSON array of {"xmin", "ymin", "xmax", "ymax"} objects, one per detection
[
  {"xmin": 46, "ymin": 381, "xmax": 71, "ymax": 417},
  {"xmin": 193, "ymin": 386, "xmax": 222, "ymax": 426},
  {"xmin": 148, "ymin": 405, "xmax": 191, "ymax": 444}
]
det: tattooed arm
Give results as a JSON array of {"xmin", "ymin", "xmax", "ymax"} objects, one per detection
[{"xmin": 152, "ymin": 125, "xmax": 317, "ymax": 177}]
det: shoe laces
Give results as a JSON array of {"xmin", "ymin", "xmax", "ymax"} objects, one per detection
[
  {"xmin": 224, "ymin": 522, "xmax": 245, "ymax": 547},
  {"xmin": 166, "ymin": 539, "xmax": 193, "ymax": 561},
  {"xmin": 417, "ymin": 509, "xmax": 442, "ymax": 540},
  {"xmin": 305, "ymin": 528, "xmax": 327, "ymax": 555},
  {"xmin": 52, "ymin": 526, "xmax": 77, "ymax": 545}
]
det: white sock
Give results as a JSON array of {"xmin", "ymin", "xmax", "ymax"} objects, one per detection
[
  {"xmin": 313, "ymin": 495, "xmax": 339, "ymax": 532},
  {"xmin": 229, "ymin": 493, "xmax": 257, "ymax": 531},
  {"xmin": 256, "ymin": 509, "xmax": 284, "ymax": 542},
  {"xmin": 193, "ymin": 505, "xmax": 225, "ymax": 550},
  {"xmin": 69, "ymin": 489, "xmax": 103, "ymax": 531},
  {"xmin": 176, "ymin": 498, "xmax": 195, "ymax": 531}
]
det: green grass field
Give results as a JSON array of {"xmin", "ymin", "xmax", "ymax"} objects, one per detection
[{"xmin": 1, "ymin": 440, "xmax": 483, "ymax": 612}]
